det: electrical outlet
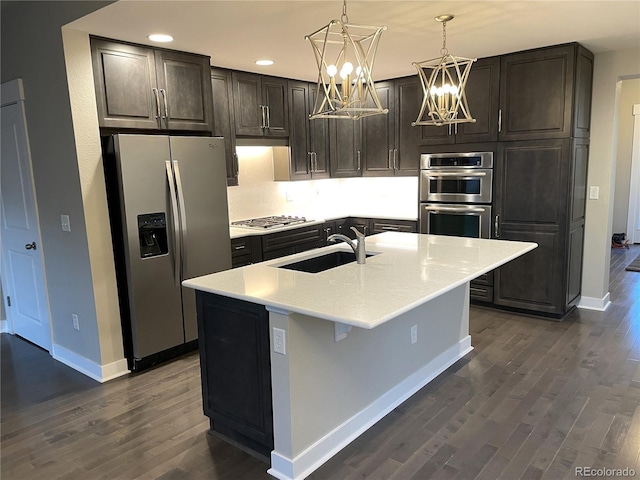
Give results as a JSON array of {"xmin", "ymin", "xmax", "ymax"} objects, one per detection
[
  {"xmin": 273, "ymin": 327, "xmax": 286, "ymax": 355},
  {"xmin": 72, "ymin": 313, "xmax": 80, "ymax": 330},
  {"xmin": 411, "ymin": 325, "xmax": 418, "ymax": 344},
  {"xmin": 589, "ymin": 186, "xmax": 599, "ymax": 200},
  {"xmin": 61, "ymin": 214, "xmax": 71, "ymax": 232}
]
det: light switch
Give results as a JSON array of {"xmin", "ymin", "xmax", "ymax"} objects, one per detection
[
  {"xmin": 61, "ymin": 214, "xmax": 71, "ymax": 232},
  {"xmin": 589, "ymin": 186, "xmax": 599, "ymax": 200}
]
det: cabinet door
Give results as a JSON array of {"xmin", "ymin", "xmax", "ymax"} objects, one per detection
[
  {"xmin": 287, "ymin": 81, "xmax": 312, "ymax": 180},
  {"xmin": 493, "ymin": 139, "xmax": 571, "ymax": 315},
  {"xmin": 211, "ymin": 68, "xmax": 238, "ymax": 186},
  {"xmin": 155, "ymin": 50, "xmax": 213, "ymax": 132},
  {"xmin": 394, "ymin": 76, "xmax": 422, "ymax": 176},
  {"xmin": 263, "ymin": 76, "xmax": 289, "ymax": 137},
  {"xmin": 90, "ymin": 38, "xmax": 159, "ymax": 130},
  {"xmin": 499, "ymin": 45, "xmax": 575, "ymax": 141},
  {"xmin": 455, "ymin": 56, "xmax": 500, "ymax": 143},
  {"xmin": 309, "ymin": 84, "xmax": 330, "ymax": 178},
  {"xmin": 196, "ymin": 292, "xmax": 273, "ymax": 456},
  {"xmin": 362, "ymin": 81, "xmax": 395, "ymax": 177},
  {"xmin": 232, "ymin": 71, "xmax": 264, "ymax": 136},
  {"xmin": 329, "ymin": 121, "xmax": 361, "ymax": 178}
]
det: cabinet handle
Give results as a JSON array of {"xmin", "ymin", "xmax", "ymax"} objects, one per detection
[
  {"xmin": 313, "ymin": 152, "xmax": 318, "ymax": 172},
  {"xmin": 388, "ymin": 149, "xmax": 393, "ymax": 169},
  {"xmin": 381, "ymin": 226, "xmax": 399, "ymax": 231},
  {"xmin": 152, "ymin": 88, "xmax": 161, "ymax": 120},
  {"xmin": 234, "ymin": 152, "xmax": 239, "ymax": 177},
  {"xmin": 498, "ymin": 109, "xmax": 502, "ymax": 133},
  {"xmin": 448, "ymin": 124, "xmax": 452, "ymax": 136},
  {"xmin": 394, "ymin": 149, "xmax": 398, "ymax": 170},
  {"xmin": 455, "ymin": 123, "xmax": 458, "ymax": 135},
  {"xmin": 260, "ymin": 105, "xmax": 266, "ymax": 129},
  {"xmin": 357, "ymin": 150, "xmax": 361, "ymax": 170},
  {"xmin": 234, "ymin": 245, "xmax": 246, "ymax": 250},
  {"xmin": 308, "ymin": 152, "xmax": 314, "ymax": 172},
  {"xmin": 494, "ymin": 214, "xmax": 500, "ymax": 238},
  {"xmin": 160, "ymin": 89, "xmax": 168, "ymax": 120}
]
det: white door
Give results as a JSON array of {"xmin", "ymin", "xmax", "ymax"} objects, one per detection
[
  {"xmin": 628, "ymin": 104, "xmax": 640, "ymax": 244},
  {"xmin": 1, "ymin": 79, "xmax": 52, "ymax": 351}
]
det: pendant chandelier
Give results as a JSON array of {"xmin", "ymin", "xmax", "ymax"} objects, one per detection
[
  {"xmin": 306, "ymin": 0, "xmax": 387, "ymax": 120},
  {"xmin": 412, "ymin": 15, "xmax": 476, "ymax": 127}
]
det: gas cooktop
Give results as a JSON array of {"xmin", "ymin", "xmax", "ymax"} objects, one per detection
[{"xmin": 230, "ymin": 215, "xmax": 309, "ymax": 230}]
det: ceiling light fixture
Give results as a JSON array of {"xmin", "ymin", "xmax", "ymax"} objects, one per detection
[
  {"xmin": 412, "ymin": 15, "xmax": 475, "ymax": 127},
  {"xmin": 306, "ymin": 0, "xmax": 387, "ymax": 120},
  {"xmin": 148, "ymin": 34, "xmax": 173, "ymax": 43},
  {"xmin": 255, "ymin": 60, "xmax": 275, "ymax": 66}
]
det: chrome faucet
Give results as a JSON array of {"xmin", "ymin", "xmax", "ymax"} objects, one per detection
[{"xmin": 327, "ymin": 227, "xmax": 367, "ymax": 264}]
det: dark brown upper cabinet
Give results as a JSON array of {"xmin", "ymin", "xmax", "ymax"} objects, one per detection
[
  {"xmin": 419, "ymin": 56, "xmax": 501, "ymax": 146},
  {"xmin": 498, "ymin": 43, "xmax": 593, "ymax": 141},
  {"xmin": 91, "ymin": 37, "xmax": 213, "ymax": 132},
  {"xmin": 232, "ymin": 72, "xmax": 288, "ymax": 137},
  {"xmin": 362, "ymin": 81, "xmax": 396, "ymax": 177},
  {"xmin": 394, "ymin": 76, "xmax": 423, "ymax": 176},
  {"xmin": 210, "ymin": 68, "xmax": 239, "ymax": 186}
]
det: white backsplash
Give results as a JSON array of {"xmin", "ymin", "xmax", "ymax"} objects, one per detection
[{"xmin": 226, "ymin": 146, "xmax": 418, "ymax": 222}]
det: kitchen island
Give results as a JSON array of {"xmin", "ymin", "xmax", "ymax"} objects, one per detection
[{"xmin": 183, "ymin": 232, "xmax": 537, "ymax": 480}]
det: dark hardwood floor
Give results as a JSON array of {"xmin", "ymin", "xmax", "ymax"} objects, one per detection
[{"xmin": 2, "ymin": 246, "xmax": 639, "ymax": 479}]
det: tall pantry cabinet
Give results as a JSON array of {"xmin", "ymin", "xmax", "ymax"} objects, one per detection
[{"xmin": 493, "ymin": 43, "xmax": 593, "ymax": 318}]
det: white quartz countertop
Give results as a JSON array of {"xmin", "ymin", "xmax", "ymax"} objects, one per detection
[{"xmin": 183, "ymin": 233, "xmax": 537, "ymax": 329}]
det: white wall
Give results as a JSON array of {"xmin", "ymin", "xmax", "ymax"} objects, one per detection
[
  {"xmin": 582, "ymin": 47, "xmax": 640, "ymax": 308},
  {"xmin": 227, "ymin": 147, "xmax": 419, "ymax": 222},
  {"xmin": 0, "ymin": 1, "xmax": 123, "ymax": 377},
  {"xmin": 612, "ymin": 78, "xmax": 640, "ymax": 234}
]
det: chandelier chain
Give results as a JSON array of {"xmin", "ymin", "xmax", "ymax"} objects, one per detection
[
  {"xmin": 341, "ymin": 0, "xmax": 349, "ymax": 23},
  {"xmin": 441, "ymin": 20, "xmax": 448, "ymax": 56}
]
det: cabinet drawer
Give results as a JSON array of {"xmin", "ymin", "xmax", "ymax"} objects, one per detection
[
  {"xmin": 370, "ymin": 219, "xmax": 417, "ymax": 234},
  {"xmin": 472, "ymin": 271, "xmax": 494, "ymax": 286},
  {"xmin": 230, "ymin": 236, "xmax": 262, "ymax": 267},
  {"xmin": 470, "ymin": 283, "xmax": 494, "ymax": 302},
  {"xmin": 262, "ymin": 225, "xmax": 323, "ymax": 253},
  {"xmin": 231, "ymin": 237, "xmax": 252, "ymax": 257}
]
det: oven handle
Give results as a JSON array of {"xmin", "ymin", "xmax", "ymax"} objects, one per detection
[
  {"xmin": 423, "ymin": 206, "xmax": 488, "ymax": 213},
  {"xmin": 424, "ymin": 171, "xmax": 487, "ymax": 177}
]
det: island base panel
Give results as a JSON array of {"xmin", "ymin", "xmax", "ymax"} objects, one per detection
[{"xmin": 268, "ymin": 283, "xmax": 472, "ymax": 480}]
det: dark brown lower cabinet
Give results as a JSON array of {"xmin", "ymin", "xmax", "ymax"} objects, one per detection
[
  {"xmin": 493, "ymin": 138, "xmax": 586, "ymax": 318},
  {"xmin": 231, "ymin": 236, "xmax": 262, "ymax": 268},
  {"xmin": 261, "ymin": 224, "xmax": 324, "ymax": 260},
  {"xmin": 196, "ymin": 291, "xmax": 273, "ymax": 458}
]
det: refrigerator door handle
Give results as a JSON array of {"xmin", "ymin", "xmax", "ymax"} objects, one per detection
[
  {"xmin": 166, "ymin": 161, "xmax": 181, "ymax": 285},
  {"xmin": 172, "ymin": 159, "xmax": 189, "ymax": 275}
]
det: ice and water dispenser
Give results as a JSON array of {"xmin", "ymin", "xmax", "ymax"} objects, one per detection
[{"xmin": 137, "ymin": 213, "xmax": 168, "ymax": 258}]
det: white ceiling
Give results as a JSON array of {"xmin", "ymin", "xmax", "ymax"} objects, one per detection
[{"xmin": 69, "ymin": 0, "xmax": 640, "ymax": 81}]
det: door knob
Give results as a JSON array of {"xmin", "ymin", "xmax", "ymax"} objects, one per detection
[{"xmin": 25, "ymin": 241, "xmax": 37, "ymax": 250}]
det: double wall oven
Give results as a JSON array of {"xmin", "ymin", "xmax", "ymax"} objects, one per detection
[
  {"xmin": 419, "ymin": 151, "xmax": 495, "ymax": 302},
  {"xmin": 419, "ymin": 151, "xmax": 493, "ymax": 239}
]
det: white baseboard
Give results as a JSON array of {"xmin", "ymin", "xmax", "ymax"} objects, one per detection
[
  {"xmin": 578, "ymin": 292, "xmax": 611, "ymax": 311},
  {"xmin": 0, "ymin": 319, "xmax": 11, "ymax": 334},
  {"xmin": 52, "ymin": 343, "xmax": 129, "ymax": 383},
  {"xmin": 267, "ymin": 336, "xmax": 473, "ymax": 480}
]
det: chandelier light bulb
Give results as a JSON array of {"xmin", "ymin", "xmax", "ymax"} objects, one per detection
[{"xmin": 327, "ymin": 64, "xmax": 338, "ymax": 77}]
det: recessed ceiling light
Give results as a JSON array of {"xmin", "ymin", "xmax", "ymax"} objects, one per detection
[
  {"xmin": 255, "ymin": 59, "xmax": 274, "ymax": 66},
  {"xmin": 148, "ymin": 34, "xmax": 174, "ymax": 43}
]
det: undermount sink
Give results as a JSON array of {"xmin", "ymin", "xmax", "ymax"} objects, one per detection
[{"xmin": 278, "ymin": 251, "xmax": 375, "ymax": 274}]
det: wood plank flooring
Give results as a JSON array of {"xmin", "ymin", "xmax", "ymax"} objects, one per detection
[{"xmin": 2, "ymin": 246, "xmax": 640, "ymax": 479}]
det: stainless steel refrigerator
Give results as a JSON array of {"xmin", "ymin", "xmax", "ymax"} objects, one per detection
[{"xmin": 104, "ymin": 134, "xmax": 231, "ymax": 371}]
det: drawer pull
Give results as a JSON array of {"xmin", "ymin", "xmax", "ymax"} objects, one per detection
[
  {"xmin": 381, "ymin": 226, "xmax": 399, "ymax": 231},
  {"xmin": 234, "ymin": 245, "xmax": 246, "ymax": 250}
]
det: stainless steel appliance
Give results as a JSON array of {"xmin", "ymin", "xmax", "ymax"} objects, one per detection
[
  {"xmin": 231, "ymin": 215, "xmax": 308, "ymax": 230},
  {"xmin": 419, "ymin": 151, "xmax": 493, "ymax": 204},
  {"xmin": 104, "ymin": 134, "xmax": 232, "ymax": 371},
  {"xmin": 419, "ymin": 152, "xmax": 493, "ymax": 239}
]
